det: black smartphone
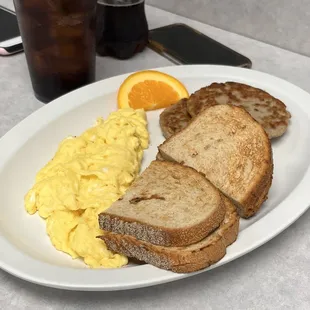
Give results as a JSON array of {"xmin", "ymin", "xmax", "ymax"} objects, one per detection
[
  {"xmin": 148, "ymin": 23, "xmax": 252, "ymax": 68},
  {"xmin": 0, "ymin": 6, "xmax": 23, "ymax": 56}
]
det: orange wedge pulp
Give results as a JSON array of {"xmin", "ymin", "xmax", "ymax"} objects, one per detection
[{"xmin": 117, "ymin": 70, "xmax": 189, "ymax": 111}]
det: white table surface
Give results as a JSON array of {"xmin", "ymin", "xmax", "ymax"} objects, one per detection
[{"xmin": 1, "ymin": 1, "xmax": 310, "ymax": 309}]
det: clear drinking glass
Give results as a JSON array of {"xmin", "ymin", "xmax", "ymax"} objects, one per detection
[
  {"xmin": 13, "ymin": 0, "xmax": 97, "ymax": 103},
  {"xmin": 96, "ymin": 0, "xmax": 148, "ymax": 59}
]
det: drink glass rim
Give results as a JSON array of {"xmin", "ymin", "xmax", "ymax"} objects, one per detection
[{"xmin": 98, "ymin": 0, "xmax": 144, "ymax": 6}]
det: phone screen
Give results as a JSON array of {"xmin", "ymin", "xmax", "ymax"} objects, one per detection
[
  {"xmin": 149, "ymin": 24, "xmax": 251, "ymax": 68},
  {"xmin": 0, "ymin": 8, "xmax": 20, "ymax": 42}
]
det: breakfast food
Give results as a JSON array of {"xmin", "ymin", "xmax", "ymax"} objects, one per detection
[
  {"xmin": 24, "ymin": 108, "xmax": 149, "ymax": 268},
  {"xmin": 100, "ymin": 195, "xmax": 240, "ymax": 273},
  {"xmin": 117, "ymin": 70, "xmax": 189, "ymax": 111},
  {"xmin": 158, "ymin": 105, "xmax": 273, "ymax": 218},
  {"xmin": 99, "ymin": 161, "xmax": 226, "ymax": 247},
  {"xmin": 23, "ymin": 70, "xmax": 281, "ymax": 274},
  {"xmin": 159, "ymin": 98, "xmax": 191, "ymax": 139},
  {"xmin": 156, "ymin": 151, "xmax": 165, "ymax": 161},
  {"xmin": 186, "ymin": 82, "xmax": 291, "ymax": 139}
]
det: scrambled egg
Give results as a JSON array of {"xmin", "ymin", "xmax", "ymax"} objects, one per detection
[{"xmin": 25, "ymin": 108, "xmax": 149, "ymax": 268}]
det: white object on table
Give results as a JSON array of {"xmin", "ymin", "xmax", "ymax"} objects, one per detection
[{"xmin": 1, "ymin": 2, "xmax": 310, "ymax": 309}]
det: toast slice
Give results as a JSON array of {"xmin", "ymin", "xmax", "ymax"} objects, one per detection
[
  {"xmin": 158, "ymin": 105, "xmax": 273, "ymax": 218},
  {"xmin": 100, "ymin": 196, "xmax": 239, "ymax": 273},
  {"xmin": 99, "ymin": 161, "xmax": 226, "ymax": 247}
]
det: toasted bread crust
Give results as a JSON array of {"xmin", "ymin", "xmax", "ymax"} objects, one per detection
[
  {"xmin": 232, "ymin": 121, "xmax": 274, "ymax": 218},
  {"xmin": 102, "ymin": 232, "xmax": 226, "ymax": 273},
  {"xmin": 218, "ymin": 196, "xmax": 240, "ymax": 246},
  {"xmin": 238, "ymin": 163, "xmax": 273, "ymax": 218},
  {"xmin": 158, "ymin": 105, "xmax": 273, "ymax": 219},
  {"xmin": 100, "ymin": 199, "xmax": 225, "ymax": 247},
  {"xmin": 99, "ymin": 161, "xmax": 226, "ymax": 247},
  {"xmin": 156, "ymin": 152, "xmax": 165, "ymax": 161},
  {"xmin": 100, "ymin": 196, "xmax": 239, "ymax": 273}
]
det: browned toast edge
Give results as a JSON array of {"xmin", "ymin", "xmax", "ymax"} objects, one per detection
[
  {"xmin": 158, "ymin": 105, "xmax": 273, "ymax": 219},
  {"xmin": 100, "ymin": 196, "xmax": 240, "ymax": 273},
  {"xmin": 99, "ymin": 161, "xmax": 226, "ymax": 247}
]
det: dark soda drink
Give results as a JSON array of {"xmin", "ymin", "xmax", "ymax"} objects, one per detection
[
  {"xmin": 96, "ymin": 0, "xmax": 149, "ymax": 60},
  {"xmin": 13, "ymin": 0, "xmax": 97, "ymax": 103}
]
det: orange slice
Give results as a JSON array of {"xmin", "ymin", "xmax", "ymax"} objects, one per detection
[{"xmin": 117, "ymin": 70, "xmax": 189, "ymax": 111}]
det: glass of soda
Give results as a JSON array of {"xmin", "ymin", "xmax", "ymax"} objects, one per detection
[
  {"xmin": 96, "ymin": 0, "xmax": 149, "ymax": 60},
  {"xmin": 13, "ymin": 0, "xmax": 97, "ymax": 103}
]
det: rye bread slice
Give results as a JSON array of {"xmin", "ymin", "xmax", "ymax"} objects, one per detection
[
  {"xmin": 99, "ymin": 161, "xmax": 226, "ymax": 247},
  {"xmin": 100, "ymin": 196, "xmax": 239, "ymax": 273},
  {"xmin": 158, "ymin": 105, "xmax": 273, "ymax": 218}
]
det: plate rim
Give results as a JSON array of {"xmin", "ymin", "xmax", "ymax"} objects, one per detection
[{"xmin": 1, "ymin": 64, "xmax": 310, "ymax": 291}]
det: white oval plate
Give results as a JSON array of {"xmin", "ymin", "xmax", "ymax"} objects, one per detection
[{"xmin": 1, "ymin": 65, "xmax": 310, "ymax": 291}]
